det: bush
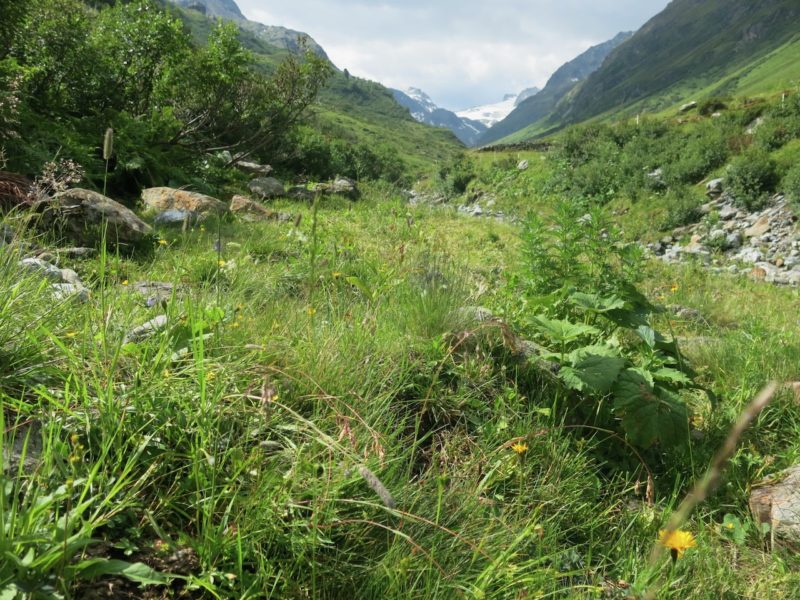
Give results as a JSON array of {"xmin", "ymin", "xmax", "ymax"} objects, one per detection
[
  {"xmin": 726, "ymin": 149, "xmax": 779, "ymax": 210},
  {"xmin": 783, "ymin": 163, "xmax": 800, "ymax": 207}
]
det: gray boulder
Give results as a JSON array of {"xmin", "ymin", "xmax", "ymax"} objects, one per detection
[
  {"xmin": 124, "ymin": 315, "xmax": 168, "ymax": 344},
  {"xmin": 44, "ymin": 189, "xmax": 152, "ymax": 246},
  {"xmin": 517, "ymin": 160, "xmax": 529, "ymax": 171},
  {"xmin": 706, "ymin": 178, "xmax": 724, "ymax": 198},
  {"xmin": 249, "ymin": 177, "xmax": 285, "ymax": 199},
  {"xmin": 236, "ymin": 161, "xmax": 273, "ymax": 176},
  {"xmin": 153, "ymin": 209, "xmax": 204, "ymax": 227},
  {"xmin": 750, "ymin": 465, "xmax": 800, "ymax": 547}
]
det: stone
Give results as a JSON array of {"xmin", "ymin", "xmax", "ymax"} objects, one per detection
[
  {"xmin": 248, "ymin": 177, "xmax": 285, "ymax": 199},
  {"xmin": 44, "ymin": 189, "xmax": 152, "ymax": 246},
  {"xmin": 517, "ymin": 159, "xmax": 529, "ymax": 171},
  {"xmin": 745, "ymin": 215, "xmax": 771, "ymax": 238},
  {"xmin": 706, "ymin": 178, "xmax": 724, "ymax": 198},
  {"xmin": 230, "ymin": 195, "xmax": 291, "ymax": 222},
  {"xmin": 51, "ymin": 283, "xmax": 90, "ymax": 303},
  {"xmin": 287, "ymin": 186, "xmax": 314, "ymax": 201},
  {"xmin": 58, "ymin": 247, "xmax": 96, "ymax": 259},
  {"xmin": 679, "ymin": 101, "xmax": 698, "ymax": 113},
  {"xmin": 58, "ymin": 268, "xmax": 82, "ymax": 286},
  {"xmin": 316, "ymin": 176, "xmax": 359, "ymax": 199},
  {"xmin": 718, "ymin": 205, "xmax": 737, "ymax": 220},
  {"xmin": 235, "ymin": 161, "xmax": 272, "ymax": 176},
  {"xmin": 2, "ymin": 420, "xmax": 42, "ymax": 475},
  {"xmin": 750, "ymin": 465, "xmax": 800, "ymax": 547},
  {"xmin": 130, "ymin": 281, "xmax": 176, "ymax": 307},
  {"xmin": 124, "ymin": 315, "xmax": 168, "ymax": 344},
  {"xmin": 142, "ymin": 187, "xmax": 227, "ymax": 215},
  {"xmin": 19, "ymin": 257, "xmax": 63, "ymax": 282},
  {"xmin": 153, "ymin": 209, "xmax": 204, "ymax": 227},
  {"xmin": 709, "ymin": 229, "xmax": 726, "ymax": 242},
  {"xmin": 725, "ymin": 232, "xmax": 743, "ymax": 249}
]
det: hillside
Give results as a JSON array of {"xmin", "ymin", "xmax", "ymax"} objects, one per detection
[
  {"xmin": 170, "ymin": 0, "xmax": 463, "ymax": 175},
  {"xmin": 562, "ymin": 0, "xmax": 800, "ymax": 124},
  {"xmin": 478, "ymin": 32, "xmax": 632, "ymax": 145}
]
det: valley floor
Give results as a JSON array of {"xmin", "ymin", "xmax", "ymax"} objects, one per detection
[{"xmin": 3, "ymin": 185, "xmax": 800, "ymax": 598}]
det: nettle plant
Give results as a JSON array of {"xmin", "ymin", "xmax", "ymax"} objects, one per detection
[{"xmin": 520, "ymin": 201, "xmax": 699, "ymax": 448}]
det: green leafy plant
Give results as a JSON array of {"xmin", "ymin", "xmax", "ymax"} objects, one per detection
[
  {"xmin": 726, "ymin": 149, "xmax": 779, "ymax": 210},
  {"xmin": 520, "ymin": 201, "xmax": 699, "ymax": 448}
]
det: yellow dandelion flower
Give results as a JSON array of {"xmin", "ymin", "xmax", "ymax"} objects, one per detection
[
  {"xmin": 511, "ymin": 441, "xmax": 529, "ymax": 455},
  {"xmin": 332, "ymin": 271, "xmax": 342, "ymax": 279},
  {"xmin": 158, "ymin": 239, "xmax": 168, "ymax": 246},
  {"xmin": 218, "ymin": 259, "xmax": 226, "ymax": 267},
  {"xmin": 670, "ymin": 283, "xmax": 679, "ymax": 293},
  {"xmin": 65, "ymin": 331, "xmax": 78, "ymax": 338},
  {"xmin": 725, "ymin": 522, "xmax": 735, "ymax": 530},
  {"xmin": 121, "ymin": 279, "xmax": 129, "ymax": 286},
  {"xmin": 658, "ymin": 529, "xmax": 696, "ymax": 559},
  {"xmin": 206, "ymin": 371, "xmax": 217, "ymax": 382},
  {"xmin": 307, "ymin": 307, "xmax": 317, "ymax": 317}
]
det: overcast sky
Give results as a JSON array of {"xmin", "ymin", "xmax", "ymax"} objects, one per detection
[{"xmin": 237, "ymin": 0, "xmax": 671, "ymax": 111}]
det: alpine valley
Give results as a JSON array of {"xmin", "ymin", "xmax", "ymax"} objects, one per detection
[{"xmin": 3, "ymin": 0, "xmax": 800, "ymax": 598}]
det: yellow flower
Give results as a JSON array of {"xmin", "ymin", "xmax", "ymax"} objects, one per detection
[
  {"xmin": 332, "ymin": 271, "xmax": 342, "ymax": 279},
  {"xmin": 725, "ymin": 523, "xmax": 735, "ymax": 530},
  {"xmin": 670, "ymin": 283, "xmax": 679, "ymax": 293},
  {"xmin": 158, "ymin": 239, "xmax": 168, "ymax": 246},
  {"xmin": 121, "ymin": 279, "xmax": 129, "ymax": 286},
  {"xmin": 65, "ymin": 331, "xmax": 78, "ymax": 338},
  {"xmin": 206, "ymin": 371, "xmax": 217, "ymax": 382},
  {"xmin": 511, "ymin": 441, "xmax": 529, "ymax": 455},
  {"xmin": 218, "ymin": 259, "xmax": 226, "ymax": 267},
  {"xmin": 658, "ymin": 529, "xmax": 696, "ymax": 559},
  {"xmin": 163, "ymin": 369, "xmax": 171, "ymax": 378},
  {"xmin": 307, "ymin": 307, "xmax": 317, "ymax": 317},
  {"xmin": 231, "ymin": 321, "xmax": 240, "ymax": 329}
]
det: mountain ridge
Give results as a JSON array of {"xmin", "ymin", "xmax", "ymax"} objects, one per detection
[{"xmin": 477, "ymin": 31, "xmax": 633, "ymax": 146}]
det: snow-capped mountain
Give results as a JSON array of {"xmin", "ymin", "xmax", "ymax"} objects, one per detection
[
  {"xmin": 457, "ymin": 88, "xmax": 540, "ymax": 128},
  {"xmin": 391, "ymin": 88, "xmax": 487, "ymax": 146}
]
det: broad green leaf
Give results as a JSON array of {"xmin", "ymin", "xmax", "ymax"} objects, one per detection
[
  {"xmin": 70, "ymin": 559, "xmax": 173, "ymax": 585},
  {"xmin": 636, "ymin": 326, "xmax": 657, "ymax": 348},
  {"xmin": 560, "ymin": 354, "xmax": 626, "ymax": 393},
  {"xmin": 613, "ymin": 370, "xmax": 688, "ymax": 447},
  {"xmin": 652, "ymin": 367, "xmax": 692, "ymax": 386},
  {"xmin": 569, "ymin": 344, "xmax": 621, "ymax": 363},
  {"xmin": 530, "ymin": 315, "xmax": 600, "ymax": 344},
  {"xmin": 570, "ymin": 292, "xmax": 625, "ymax": 313}
]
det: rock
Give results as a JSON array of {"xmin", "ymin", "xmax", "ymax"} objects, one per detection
[
  {"xmin": 58, "ymin": 247, "xmax": 96, "ymax": 259},
  {"xmin": 123, "ymin": 315, "xmax": 168, "ymax": 344},
  {"xmin": 679, "ymin": 101, "xmax": 698, "ymax": 113},
  {"xmin": 230, "ymin": 195, "xmax": 291, "ymax": 222},
  {"xmin": 248, "ymin": 177, "xmax": 285, "ymax": 199},
  {"xmin": 706, "ymin": 178, "xmax": 724, "ymax": 198},
  {"xmin": 709, "ymin": 229, "xmax": 726, "ymax": 242},
  {"xmin": 59, "ymin": 268, "xmax": 82, "ymax": 286},
  {"xmin": 517, "ymin": 160, "xmax": 529, "ymax": 171},
  {"xmin": 725, "ymin": 232, "xmax": 743, "ymax": 249},
  {"xmin": 130, "ymin": 281, "xmax": 176, "ymax": 307},
  {"xmin": 1, "ymin": 223, "xmax": 14, "ymax": 244},
  {"xmin": 316, "ymin": 177, "xmax": 359, "ymax": 199},
  {"xmin": 746, "ymin": 116, "xmax": 766, "ymax": 135},
  {"xmin": 287, "ymin": 186, "xmax": 314, "ymax": 201},
  {"xmin": 745, "ymin": 215, "xmax": 771, "ymax": 238},
  {"xmin": 718, "ymin": 205, "xmax": 737, "ymax": 220},
  {"xmin": 51, "ymin": 283, "xmax": 90, "ymax": 303},
  {"xmin": 235, "ymin": 161, "xmax": 272, "ymax": 176},
  {"xmin": 42, "ymin": 189, "xmax": 152, "ymax": 246},
  {"xmin": 153, "ymin": 209, "xmax": 204, "ymax": 227},
  {"xmin": 2, "ymin": 420, "xmax": 42, "ymax": 475},
  {"xmin": 459, "ymin": 306, "xmax": 496, "ymax": 323},
  {"xmin": 750, "ymin": 465, "xmax": 800, "ymax": 547},
  {"xmin": 19, "ymin": 257, "xmax": 63, "ymax": 282},
  {"xmin": 142, "ymin": 188, "xmax": 226, "ymax": 215}
]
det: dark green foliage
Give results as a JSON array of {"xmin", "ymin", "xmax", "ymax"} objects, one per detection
[
  {"xmin": 726, "ymin": 149, "xmax": 779, "ymax": 210},
  {"xmin": 436, "ymin": 154, "xmax": 476, "ymax": 198},
  {"xmin": 783, "ymin": 162, "xmax": 800, "ymax": 208},
  {"xmin": 519, "ymin": 202, "xmax": 697, "ymax": 448}
]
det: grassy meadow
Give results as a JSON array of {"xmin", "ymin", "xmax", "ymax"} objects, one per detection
[{"xmin": 3, "ymin": 177, "xmax": 800, "ymax": 598}]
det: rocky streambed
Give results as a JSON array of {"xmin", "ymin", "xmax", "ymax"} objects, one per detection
[{"xmin": 649, "ymin": 185, "xmax": 800, "ymax": 286}]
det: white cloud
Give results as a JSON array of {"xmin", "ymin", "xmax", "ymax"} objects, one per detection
[{"xmin": 236, "ymin": 0, "xmax": 670, "ymax": 109}]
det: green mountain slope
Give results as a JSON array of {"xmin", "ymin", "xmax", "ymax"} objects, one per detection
[
  {"xmin": 478, "ymin": 32, "xmax": 632, "ymax": 146},
  {"xmin": 170, "ymin": 0, "xmax": 462, "ymax": 174},
  {"xmin": 562, "ymin": 0, "xmax": 800, "ymax": 124}
]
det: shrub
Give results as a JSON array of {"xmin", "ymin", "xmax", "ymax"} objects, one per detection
[
  {"xmin": 726, "ymin": 149, "xmax": 779, "ymax": 210},
  {"xmin": 783, "ymin": 163, "xmax": 800, "ymax": 207},
  {"xmin": 519, "ymin": 201, "xmax": 699, "ymax": 449}
]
